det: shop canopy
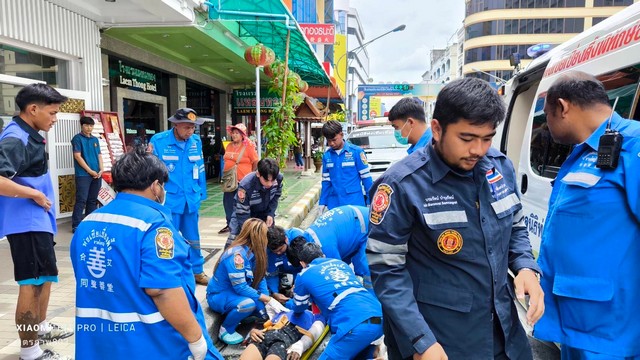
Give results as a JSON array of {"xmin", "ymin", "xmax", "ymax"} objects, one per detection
[{"xmin": 206, "ymin": 0, "xmax": 335, "ymax": 89}]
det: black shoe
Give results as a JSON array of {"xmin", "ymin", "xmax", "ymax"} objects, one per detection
[{"xmin": 218, "ymin": 225, "xmax": 230, "ymax": 234}]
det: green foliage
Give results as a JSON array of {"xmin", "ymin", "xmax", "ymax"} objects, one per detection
[
  {"xmin": 326, "ymin": 110, "xmax": 346, "ymax": 122},
  {"xmin": 312, "ymin": 149, "xmax": 324, "ymax": 161},
  {"xmin": 263, "ymin": 59, "xmax": 304, "ymax": 169}
]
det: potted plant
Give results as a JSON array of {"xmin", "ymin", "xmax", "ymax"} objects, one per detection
[{"xmin": 312, "ymin": 148, "xmax": 324, "ymax": 173}]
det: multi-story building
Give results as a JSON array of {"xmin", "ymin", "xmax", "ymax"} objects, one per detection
[{"xmin": 463, "ymin": 0, "xmax": 638, "ymax": 83}]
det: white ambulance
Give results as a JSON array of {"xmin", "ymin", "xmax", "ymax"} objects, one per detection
[{"xmin": 496, "ymin": 2, "xmax": 640, "ymax": 258}]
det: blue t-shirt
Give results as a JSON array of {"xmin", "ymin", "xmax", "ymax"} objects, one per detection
[
  {"xmin": 71, "ymin": 133, "xmax": 101, "ymax": 177},
  {"xmin": 407, "ymin": 128, "xmax": 433, "ymax": 155}
]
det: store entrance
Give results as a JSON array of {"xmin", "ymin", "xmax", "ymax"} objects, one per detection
[{"xmin": 122, "ymin": 98, "xmax": 160, "ymax": 151}]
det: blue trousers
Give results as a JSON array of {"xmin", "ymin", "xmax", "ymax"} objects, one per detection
[
  {"xmin": 561, "ymin": 345, "xmax": 640, "ymax": 360},
  {"xmin": 320, "ymin": 319, "xmax": 383, "ymax": 360},
  {"xmin": 207, "ymin": 291, "xmax": 265, "ymax": 334},
  {"xmin": 72, "ymin": 175, "xmax": 101, "ymax": 228},
  {"xmin": 295, "ymin": 153, "xmax": 304, "ymax": 166},
  {"xmin": 223, "ymin": 190, "xmax": 236, "ymax": 226},
  {"xmin": 171, "ymin": 210, "xmax": 204, "ymax": 274}
]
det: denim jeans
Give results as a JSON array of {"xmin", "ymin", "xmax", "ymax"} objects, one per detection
[
  {"xmin": 72, "ymin": 176, "xmax": 101, "ymax": 228},
  {"xmin": 223, "ymin": 190, "xmax": 237, "ymax": 225},
  {"xmin": 294, "ymin": 153, "xmax": 304, "ymax": 166}
]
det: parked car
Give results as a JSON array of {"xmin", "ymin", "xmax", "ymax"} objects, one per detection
[{"xmin": 346, "ymin": 124, "xmax": 408, "ymax": 180}]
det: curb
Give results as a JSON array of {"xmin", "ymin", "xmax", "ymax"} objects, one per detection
[{"xmin": 278, "ymin": 181, "xmax": 322, "ymax": 230}]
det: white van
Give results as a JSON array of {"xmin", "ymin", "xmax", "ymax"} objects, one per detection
[{"xmin": 496, "ymin": 3, "xmax": 640, "ymax": 257}]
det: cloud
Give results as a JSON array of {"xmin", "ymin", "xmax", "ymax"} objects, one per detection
[{"xmin": 349, "ymin": 0, "xmax": 465, "ymax": 83}]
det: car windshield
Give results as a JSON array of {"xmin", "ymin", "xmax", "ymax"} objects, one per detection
[{"xmin": 348, "ymin": 128, "xmax": 407, "ymax": 149}]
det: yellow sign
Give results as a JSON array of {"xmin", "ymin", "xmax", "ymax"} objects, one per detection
[
  {"xmin": 369, "ymin": 97, "xmax": 382, "ymax": 118},
  {"xmin": 334, "ymin": 33, "xmax": 347, "ymax": 96}
]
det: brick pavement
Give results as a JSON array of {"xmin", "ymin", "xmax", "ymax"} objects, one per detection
[{"xmin": 0, "ymin": 167, "xmax": 320, "ymax": 359}]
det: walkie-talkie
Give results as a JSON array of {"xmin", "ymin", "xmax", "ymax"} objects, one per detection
[{"xmin": 596, "ymin": 97, "xmax": 623, "ymax": 170}]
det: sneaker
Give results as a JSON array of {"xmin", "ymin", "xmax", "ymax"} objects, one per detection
[
  {"xmin": 220, "ymin": 331, "xmax": 244, "ymax": 345},
  {"xmin": 218, "ymin": 225, "xmax": 230, "ymax": 234},
  {"xmin": 38, "ymin": 323, "xmax": 73, "ymax": 344},
  {"xmin": 20, "ymin": 349, "xmax": 71, "ymax": 360},
  {"xmin": 194, "ymin": 272, "xmax": 210, "ymax": 286}
]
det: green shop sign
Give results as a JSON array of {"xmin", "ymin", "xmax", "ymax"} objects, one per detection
[
  {"xmin": 110, "ymin": 59, "xmax": 160, "ymax": 94},
  {"xmin": 233, "ymin": 89, "xmax": 280, "ymax": 115}
]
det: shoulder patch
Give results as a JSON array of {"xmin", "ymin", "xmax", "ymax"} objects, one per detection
[
  {"xmin": 234, "ymin": 253, "xmax": 245, "ymax": 270},
  {"xmin": 370, "ymin": 183, "xmax": 394, "ymax": 225},
  {"xmin": 360, "ymin": 152, "xmax": 368, "ymax": 165},
  {"xmin": 238, "ymin": 188, "xmax": 246, "ymax": 202},
  {"xmin": 155, "ymin": 228, "xmax": 175, "ymax": 259}
]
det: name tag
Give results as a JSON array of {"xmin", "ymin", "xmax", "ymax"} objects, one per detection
[{"xmin": 193, "ymin": 164, "xmax": 199, "ymax": 180}]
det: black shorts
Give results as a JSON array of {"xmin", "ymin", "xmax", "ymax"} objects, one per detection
[
  {"xmin": 7, "ymin": 232, "xmax": 58, "ymax": 282},
  {"xmin": 254, "ymin": 323, "xmax": 303, "ymax": 359}
]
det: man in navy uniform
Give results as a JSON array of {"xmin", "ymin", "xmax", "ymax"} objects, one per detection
[
  {"xmin": 388, "ymin": 97, "xmax": 433, "ymax": 155},
  {"xmin": 367, "ymin": 78, "xmax": 544, "ymax": 360},
  {"xmin": 149, "ymin": 108, "xmax": 208, "ymax": 285},
  {"xmin": 319, "ymin": 120, "xmax": 372, "ymax": 211}
]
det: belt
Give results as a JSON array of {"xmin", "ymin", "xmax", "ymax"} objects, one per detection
[{"xmin": 363, "ymin": 316, "xmax": 382, "ymax": 325}]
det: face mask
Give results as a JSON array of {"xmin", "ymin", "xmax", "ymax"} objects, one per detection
[{"xmin": 394, "ymin": 121, "xmax": 411, "ymax": 145}]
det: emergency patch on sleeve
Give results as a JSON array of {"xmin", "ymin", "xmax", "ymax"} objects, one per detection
[
  {"xmin": 238, "ymin": 188, "xmax": 246, "ymax": 202},
  {"xmin": 155, "ymin": 228, "xmax": 175, "ymax": 259},
  {"xmin": 370, "ymin": 183, "xmax": 393, "ymax": 225},
  {"xmin": 360, "ymin": 152, "xmax": 368, "ymax": 165},
  {"xmin": 234, "ymin": 253, "xmax": 245, "ymax": 270}
]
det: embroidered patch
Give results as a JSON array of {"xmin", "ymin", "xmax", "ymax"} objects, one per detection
[
  {"xmin": 486, "ymin": 168, "xmax": 503, "ymax": 184},
  {"xmin": 360, "ymin": 152, "xmax": 368, "ymax": 165},
  {"xmin": 238, "ymin": 188, "xmax": 246, "ymax": 202},
  {"xmin": 437, "ymin": 229, "xmax": 463, "ymax": 255},
  {"xmin": 187, "ymin": 112, "xmax": 197, "ymax": 121},
  {"xmin": 234, "ymin": 253, "xmax": 244, "ymax": 270},
  {"xmin": 167, "ymin": 163, "xmax": 175, "ymax": 172},
  {"xmin": 155, "ymin": 228, "xmax": 175, "ymax": 259},
  {"xmin": 370, "ymin": 183, "xmax": 393, "ymax": 225}
]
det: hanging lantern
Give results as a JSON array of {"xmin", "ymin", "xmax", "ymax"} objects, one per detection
[
  {"xmin": 244, "ymin": 44, "xmax": 276, "ymax": 67},
  {"xmin": 264, "ymin": 61, "xmax": 284, "ymax": 78},
  {"xmin": 288, "ymin": 72, "xmax": 301, "ymax": 88},
  {"xmin": 299, "ymin": 80, "xmax": 309, "ymax": 92}
]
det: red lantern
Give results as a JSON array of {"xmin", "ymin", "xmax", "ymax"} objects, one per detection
[
  {"xmin": 244, "ymin": 44, "xmax": 275, "ymax": 67},
  {"xmin": 264, "ymin": 61, "xmax": 283, "ymax": 78}
]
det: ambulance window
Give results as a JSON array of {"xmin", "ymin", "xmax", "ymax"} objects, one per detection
[{"xmin": 529, "ymin": 95, "xmax": 571, "ymax": 179}]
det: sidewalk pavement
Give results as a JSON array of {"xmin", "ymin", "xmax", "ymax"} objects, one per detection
[{"xmin": 0, "ymin": 166, "xmax": 321, "ymax": 359}]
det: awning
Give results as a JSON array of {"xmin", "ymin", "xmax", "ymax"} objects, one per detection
[
  {"xmin": 207, "ymin": 0, "xmax": 342, "ymax": 99},
  {"xmin": 306, "ymin": 85, "xmax": 343, "ymax": 103}
]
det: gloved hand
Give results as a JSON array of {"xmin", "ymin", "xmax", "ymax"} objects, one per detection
[
  {"xmin": 266, "ymin": 297, "xmax": 289, "ymax": 317},
  {"xmin": 188, "ymin": 334, "xmax": 207, "ymax": 360}
]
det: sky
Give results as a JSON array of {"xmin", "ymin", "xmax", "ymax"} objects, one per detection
[{"xmin": 348, "ymin": 0, "xmax": 466, "ymax": 84}]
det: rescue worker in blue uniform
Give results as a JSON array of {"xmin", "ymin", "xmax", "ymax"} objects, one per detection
[
  {"xmin": 534, "ymin": 71, "xmax": 640, "ymax": 360},
  {"xmin": 367, "ymin": 78, "xmax": 544, "ymax": 360},
  {"xmin": 207, "ymin": 218, "xmax": 288, "ymax": 345},
  {"xmin": 70, "ymin": 146, "xmax": 223, "ymax": 360},
  {"xmin": 388, "ymin": 97, "xmax": 433, "ymax": 155},
  {"xmin": 227, "ymin": 158, "xmax": 283, "ymax": 248},
  {"xmin": 291, "ymin": 242, "xmax": 383, "ymax": 360},
  {"xmin": 149, "ymin": 108, "xmax": 209, "ymax": 285},
  {"xmin": 301, "ymin": 205, "xmax": 372, "ymax": 290},
  {"xmin": 266, "ymin": 226, "xmax": 305, "ymax": 304},
  {"xmin": 319, "ymin": 120, "xmax": 372, "ymax": 211}
]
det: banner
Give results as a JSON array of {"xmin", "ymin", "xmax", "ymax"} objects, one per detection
[
  {"xmin": 300, "ymin": 24, "xmax": 335, "ymax": 44},
  {"xmin": 334, "ymin": 34, "xmax": 347, "ymax": 96}
]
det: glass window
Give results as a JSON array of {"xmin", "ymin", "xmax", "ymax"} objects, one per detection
[
  {"xmin": 592, "ymin": 17, "xmax": 608, "ymax": 26},
  {"xmin": 0, "ymin": 45, "xmax": 69, "ymax": 88},
  {"xmin": 530, "ymin": 65, "xmax": 640, "ymax": 179}
]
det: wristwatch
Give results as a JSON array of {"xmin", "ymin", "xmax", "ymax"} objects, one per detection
[{"xmin": 519, "ymin": 268, "xmax": 541, "ymax": 281}]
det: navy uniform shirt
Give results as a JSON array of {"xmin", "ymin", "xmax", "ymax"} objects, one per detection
[
  {"xmin": 367, "ymin": 144, "xmax": 538, "ymax": 359},
  {"xmin": 229, "ymin": 171, "xmax": 283, "ymax": 236},
  {"xmin": 0, "ymin": 116, "xmax": 56, "ymax": 237}
]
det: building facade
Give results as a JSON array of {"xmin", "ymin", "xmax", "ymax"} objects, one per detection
[{"xmin": 463, "ymin": 0, "xmax": 638, "ymax": 83}]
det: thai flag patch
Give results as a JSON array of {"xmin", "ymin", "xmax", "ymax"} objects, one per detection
[{"xmin": 486, "ymin": 168, "xmax": 503, "ymax": 184}]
